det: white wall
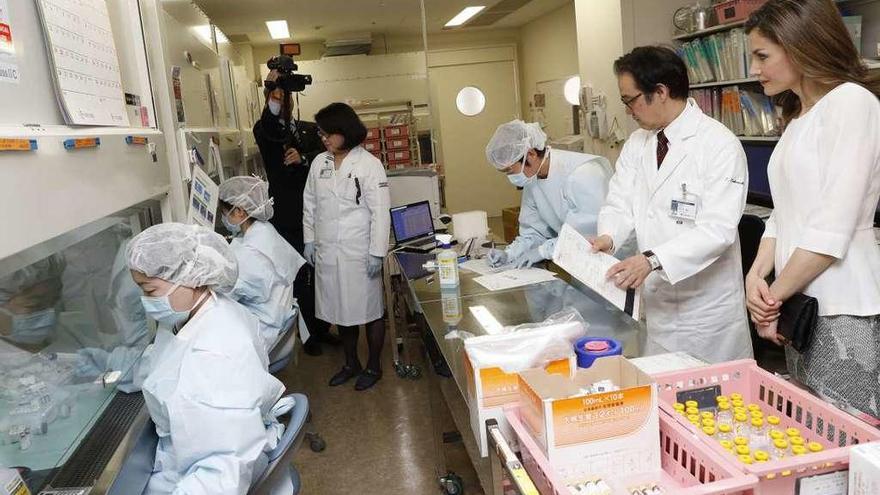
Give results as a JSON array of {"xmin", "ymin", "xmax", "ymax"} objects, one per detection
[{"xmin": 518, "ymin": 3, "xmax": 579, "ymax": 122}]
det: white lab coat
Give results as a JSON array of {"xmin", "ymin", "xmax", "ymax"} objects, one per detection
[
  {"xmin": 302, "ymin": 146, "xmax": 391, "ymax": 326},
  {"xmin": 506, "ymin": 148, "xmax": 613, "ymax": 260},
  {"xmin": 137, "ymin": 293, "xmax": 289, "ymax": 495},
  {"xmin": 598, "ymin": 99, "xmax": 752, "ymax": 363},
  {"xmin": 230, "ymin": 221, "xmax": 306, "ymax": 353}
]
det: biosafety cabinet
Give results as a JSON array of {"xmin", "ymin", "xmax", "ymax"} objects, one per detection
[{"xmin": 0, "ymin": 0, "xmax": 256, "ymax": 493}]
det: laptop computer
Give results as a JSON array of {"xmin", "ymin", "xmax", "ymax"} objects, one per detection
[{"xmin": 390, "ymin": 201, "xmax": 438, "ymax": 253}]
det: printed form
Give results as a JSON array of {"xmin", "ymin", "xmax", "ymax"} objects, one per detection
[{"xmin": 553, "ymin": 223, "xmax": 640, "ymax": 320}]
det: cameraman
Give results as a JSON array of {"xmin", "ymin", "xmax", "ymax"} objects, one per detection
[{"xmin": 253, "ymin": 66, "xmax": 337, "ymax": 355}]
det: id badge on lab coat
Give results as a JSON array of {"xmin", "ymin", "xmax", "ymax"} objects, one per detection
[
  {"xmin": 319, "ymin": 166, "xmax": 333, "ymax": 179},
  {"xmin": 670, "ymin": 184, "xmax": 698, "ymax": 221}
]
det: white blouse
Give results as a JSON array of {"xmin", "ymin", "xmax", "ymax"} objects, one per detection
[{"xmin": 764, "ymin": 82, "xmax": 880, "ymax": 316}]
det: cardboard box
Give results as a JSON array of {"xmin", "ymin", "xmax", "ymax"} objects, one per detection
[
  {"xmin": 517, "ymin": 356, "xmax": 660, "ymax": 484},
  {"xmin": 850, "ymin": 442, "xmax": 880, "ymax": 495},
  {"xmin": 464, "ymin": 352, "xmax": 575, "ymax": 457},
  {"xmin": 502, "ymin": 206, "xmax": 520, "ymax": 243}
]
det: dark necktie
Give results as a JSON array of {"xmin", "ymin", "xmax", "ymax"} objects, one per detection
[{"xmin": 656, "ymin": 130, "xmax": 669, "ymax": 169}]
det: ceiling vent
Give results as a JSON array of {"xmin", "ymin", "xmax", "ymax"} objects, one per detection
[{"xmin": 323, "ymin": 33, "xmax": 372, "ymax": 57}]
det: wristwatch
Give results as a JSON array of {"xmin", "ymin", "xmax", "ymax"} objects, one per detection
[{"xmin": 643, "ymin": 250, "xmax": 662, "ymax": 271}]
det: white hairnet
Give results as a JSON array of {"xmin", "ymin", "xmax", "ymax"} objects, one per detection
[
  {"xmin": 0, "ymin": 255, "xmax": 65, "ymax": 304},
  {"xmin": 485, "ymin": 120, "xmax": 548, "ymax": 170},
  {"xmin": 127, "ymin": 223, "xmax": 238, "ymax": 292},
  {"xmin": 219, "ymin": 176, "xmax": 274, "ymax": 222}
]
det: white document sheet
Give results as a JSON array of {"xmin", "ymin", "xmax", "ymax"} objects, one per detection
[
  {"xmin": 459, "ymin": 258, "xmax": 513, "ymax": 276},
  {"xmin": 552, "ymin": 223, "xmax": 641, "ymax": 320},
  {"xmin": 472, "ymin": 268, "xmax": 556, "ymax": 292}
]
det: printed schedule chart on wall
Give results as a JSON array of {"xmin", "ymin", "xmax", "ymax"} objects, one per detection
[{"xmin": 36, "ymin": 0, "xmax": 129, "ymax": 126}]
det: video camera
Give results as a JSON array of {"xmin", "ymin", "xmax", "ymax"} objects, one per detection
[{"xmin": 265, "ymin": 55, "xmax": 312, "ymax": 93}]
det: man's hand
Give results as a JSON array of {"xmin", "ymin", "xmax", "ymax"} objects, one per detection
[
  {"xmin": 588, "ymin": 235, "xmax": 614, "ymax": 254},
  {"xmin": 284, "ymin": 147, "xmax": 302, "ymax": 166},
  {"xmin": 606, "ymin": 254, "xmax": 652, "ymax": 289}
]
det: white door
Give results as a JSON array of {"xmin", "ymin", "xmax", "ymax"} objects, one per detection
[{"xmin": 429, "ymin": 48, "xmax": 521, "ymax": 216}]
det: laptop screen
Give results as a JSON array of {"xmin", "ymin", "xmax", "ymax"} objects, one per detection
[{"xmin": 390, "ymin": 201, "xmax": 434, "ymax": 244}]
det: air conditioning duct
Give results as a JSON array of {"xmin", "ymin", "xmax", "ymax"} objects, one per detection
[{"xmin": 323, "ymin": 33, "xmax": 372, "ymax": 57}]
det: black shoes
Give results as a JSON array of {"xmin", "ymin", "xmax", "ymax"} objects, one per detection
[
  {"xmin": 303, "ymin": 340, "xmax": 322, "ymax": 356},
  {"xmin": 354, "ymin": 369, "xmax": 383, "ymax": 391},
  {"xmin": 329, "ymin": 365, "xmax": 362, "ymax": 386}
]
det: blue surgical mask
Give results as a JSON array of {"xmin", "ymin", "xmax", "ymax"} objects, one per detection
[
  {"xmin": 268, "ymin": 100, "xmax": 282, "ymax": 116},
  {"xmin": 140, "ymin": 284, "xmax": 191, "ymax": 329},
  {"xmin": 0, "ymin": 307, "xmax": 57, "ymax": 345},
  {"xmin": 222, "ymin": 213, "xmax": 242, "ymax": 236}
]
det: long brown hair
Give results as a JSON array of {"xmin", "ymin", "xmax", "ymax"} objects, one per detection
[{"xmin": 745, "ymin": 0, "xmax": 880, "ymax": 125}]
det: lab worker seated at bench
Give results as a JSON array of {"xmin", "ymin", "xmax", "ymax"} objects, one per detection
[
  {"xmin": 484, "ymin": 120, "xmax": 614, "ymax": 269},
  {"xmin": 125, "ymin": 223, "xmax": 292, "ymax": 495},
  {"xmin": 219, "ymin": 176, "xmax": 307, "ymax": 354}
]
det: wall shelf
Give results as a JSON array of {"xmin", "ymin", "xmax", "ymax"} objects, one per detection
[
  {"xmin": 673, "ymin": 20, "xmax": 747, "ymax": 41},
  {"xmin": 690, "ymin": 77, "xmax": 759, "ymax": 89}
]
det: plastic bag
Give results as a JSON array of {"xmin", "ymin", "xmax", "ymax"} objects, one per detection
[{"xmin": 464, "ymin": 308, "xmax": 588, "ymax": 373}]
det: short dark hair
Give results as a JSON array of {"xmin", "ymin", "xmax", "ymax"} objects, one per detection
[
  {"xmin": 314, "ymin": 102, "xmax": 367, "ymax": 150},
  {"xmin": 613, "ymin": 46, "xmax": 689, "ymax": 102}
]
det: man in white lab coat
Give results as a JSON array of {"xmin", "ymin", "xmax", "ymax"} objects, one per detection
[
  {"xmin": 485, "ymin": 120, "xmax": 613, "ymax": 269},
  {"xmin": 592, "ymin": 46, "xmax": 752, "ymax": 363}
]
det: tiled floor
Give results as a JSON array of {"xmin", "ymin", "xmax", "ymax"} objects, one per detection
[{"xmin": 278, "ymin": 327, "xmax": 483, "ymax": 494}]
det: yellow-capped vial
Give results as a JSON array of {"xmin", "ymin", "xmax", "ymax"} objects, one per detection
[
  {"xmin": 773, "ymin": 438, "xmax": 790, "ymax": 460},
  {"xmin": 734, "ymin": 436, "xmax": 749, "ymax": 446},
  {"xmin": 754, "ymin": 450, "xmax": 770, "ymax": 462},
  {"xmin": 716, "ymin": 395, "xmax": 729, "ymax": 404},
  {"xmin": 738, "ymin": 454, "xmax": 754, "ymax": 464},
  {"xmin": 792, "ymin": 445, "xmax": 808, "ymax": 456},
  {"xmin": 747, "ymin": 403, "xmax": 762, "ymax": 412},
  {"xmin": 702, "ymin": 426, "xmax": 717, "ymax": 436},
  {"xmin": 749, "ymin": 410, "xmax": 764, "ymax": 419},
  {"xmin": 785, "ymin": 428, "xmax": 801, "ymax": 438},
  {"xmin": 673, "ymin": 402, "xmax": 686, "ymax": 412},
  {"xmin": 736, "ymin": 445, "xmax": 750, "ymax": 456},
  {"xmin": 769, "ymin": 429, "xmax": 785, "ymax": 441},
  {"xmin": 685, "ymin": 400, "xmax": 699, "ymax": 409},
  {"xmin": 720, "ymin": 439, "xmax": 735, "ymax": 451},
  {"xmin": 808, "ymin": 442, "xmax": 824, "ymax": 453},
  {"xmin": 688, "ymin": 414, "xmax": 701, "ymax": 423},
  {"xmin": 790, "ymin": 437, "xmax": 805, "ymax": 447},
  {"xmin": 766, "ymin": 415, "xmax": 781, "ymax": 427},
  {"xmin": 733, "ymin": 406, "xmax": 748, "ymax": 416},
  {"xmin": 702, "ymin": 418, "xmax": 716, "ymax": 428},
  {"xmin": 734, "ymin": 413, "xmax": 750, "ymax": 437},
  {"xmin": 732, "ymin": 399, "xmax": 745, "ymax": 408},
  {"xmin": 717, "ymin": 423, "xmax": 733, "ymax": 442},
  {"xmin": 701, "ymin": 411, "xmax": 715, "ymax": 420},
  {"xmin": 731, "ymin": 393, "xmax": 744, "ymax": 401},
  {"xmin": 686, "ymin": 407, "xmax": 700, "ymax": 416}
]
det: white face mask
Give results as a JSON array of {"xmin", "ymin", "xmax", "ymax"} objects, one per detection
[
  {"xmin": 268, "ymin": 100, "xmax": 282, "ymax": 116},
  {"xmin": 507, "ymin": 149, "xmax": 549, "ymax": 188}
]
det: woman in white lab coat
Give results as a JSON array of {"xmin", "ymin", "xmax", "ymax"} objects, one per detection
[
  {"xmin": 126, "ymin": 223, "xmax": 292, "ymax": 495},
  {"xmin": 303, "ymin": 103, "xmax": 391, "ymax": 391},
  {"xmin": 744, "ymin": 0, "xmax": 880, "ymax": 417},
  {"xmin": 594, "ymin": 46, "xmax": 753, "ymax": 364}
]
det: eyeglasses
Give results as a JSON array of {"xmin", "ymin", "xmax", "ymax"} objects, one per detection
[
  {"xmin": 317, "ymin": 129, "xmax": 329, "ymax": 140},
  {"xmin": 621, "ymin": 93, "xmax": 643, "ymax": 109}
]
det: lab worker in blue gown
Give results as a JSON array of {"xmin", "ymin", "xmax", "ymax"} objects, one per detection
[
  {"xmin": 219, "ymin": 176, "xmax": 307, "ymax": 354},
  {"xmin": 484, "ymin": 120, "xmax": 615, "ymax": 268},
  {"xmin": 126, "ymin": 223, "xmax": 293, "ymax": 495}
]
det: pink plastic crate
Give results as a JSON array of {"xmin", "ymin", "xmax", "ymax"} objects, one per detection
[
  {"xmin": 385, "ymin": 137, "xmax": 409, "ymax": 150},
  {"xmin": 365, "ymin": 127, "xmax": 381, "ymax": 140},
  {"xmin": 505, "ymin": 406, "xmax": 757, "ymax": 494},
  {"xmin": 362, "ymin": 139, "xmax": 381, "ymax": 153},
  {"xmin": 383, "ymin": 124, "xmax": 409, "ymax": 138},
  {"xmin": 386, "ymin": 149, "xmax": 411, "ymax": 161},
  {"xmin": 653, "ymin": 359, "xmax": 880, "ymax": 494}
]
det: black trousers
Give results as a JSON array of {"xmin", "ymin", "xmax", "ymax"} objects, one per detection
[{"xmin": 293, "ymin": 258, "xmax": 331, "ymax": 339}]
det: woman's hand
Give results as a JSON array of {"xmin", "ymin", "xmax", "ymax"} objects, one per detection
[
  {"xmin": 283, "ymin": 148, "xmax": 302, "ymax": 166},
  {"xmin": 756, "ymin": 319, "xmax": 786, "ymax": 346},
  {"xmin": 746, "ymin": 272, "xmax": 781, "ymax": 325}
]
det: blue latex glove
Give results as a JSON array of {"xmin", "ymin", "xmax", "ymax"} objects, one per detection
[
  {"xmin": 486, "ymin": 249, "xmax": 509, "ymax": 268},
  {"xmin": 303, "ymin": 242, "xmax": 315, "ymax": 266},
  {"xmin": 75, "ymin": 347, "xmax": 109, "ymax": 377},
  {"xmin": 514, "ymin": 248, "xmax": 546, "ymax": 269},
  {"xmin": 366, "ymin": 255, "xmax": 384, "ymax": 278}
]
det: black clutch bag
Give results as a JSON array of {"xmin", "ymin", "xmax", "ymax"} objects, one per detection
[{"xmin": 778, "ymin": 293, "xmax": 818, "ymax": 353}]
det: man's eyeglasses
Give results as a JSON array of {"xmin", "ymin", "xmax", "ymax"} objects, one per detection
[{"xmin": 621, "ymin": 93, "xmax": 643, "ymax": 109}]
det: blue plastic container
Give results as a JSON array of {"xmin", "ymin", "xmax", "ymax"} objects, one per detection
[{"xmin": 574, "ymin": 337, "xmax": 622, "ymax": 369}]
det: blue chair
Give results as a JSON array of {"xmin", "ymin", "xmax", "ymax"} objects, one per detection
[{"xmin": 249, "ymin": 393, "xmax": 309, "ymax": 495}]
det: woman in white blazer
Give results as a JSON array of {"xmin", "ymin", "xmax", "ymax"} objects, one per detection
[{"xmin": 745, "ymin": 0, "xmax": 880, "ymax": 417}]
